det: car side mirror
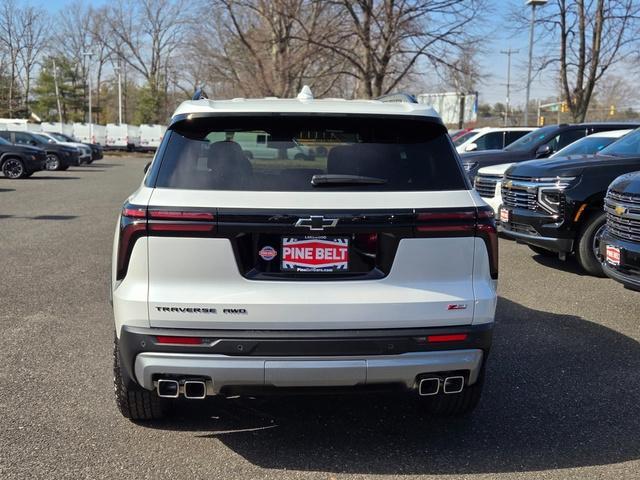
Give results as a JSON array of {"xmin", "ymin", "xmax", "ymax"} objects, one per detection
[
  {"xmin": 30, "ymin": 140, "xmax": 38, "ymax": 146},
  {"xmin": 464, "ymin": 142, "xmax": 478, "ymax": 152},
  {"xmin": 144, "ymin": 162, "xmax": 151, "ymax": 173},
  {"xmin": 535, "ymin": 144, "xmax": 552, "ymax": 157}
]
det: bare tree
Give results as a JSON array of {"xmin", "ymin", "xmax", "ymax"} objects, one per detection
[
  {"xmin": 443, "ymin": 44, "xmax": 485, "ymax": 94},
  {"xmin": 104, "ymin": 0, "xmax": 192, "ymax": 121},
  {"xmin": 520, "ymin": 0, "xmax": 640, "ymax": 122},
  {"xmin": 192, "ymin": 1, "xmax": 346, "ymax": 98},
  {"xmin": 300, "ymin": 0, "xmax": 487, "ymax": 98},
  {"xmin": 0, "ymin": 0, "xmax": 21, "ymax": 117},
  {"xmin": 52, "ymin": 0, "xmax": 93, "ymax": 120},
  {"xmin": 87, "ymin": 8, "xmax": 112, "ymax": 123},
  {"xmin": 16, "ymin": 5, "xmax": 48, "ymax": 113}
]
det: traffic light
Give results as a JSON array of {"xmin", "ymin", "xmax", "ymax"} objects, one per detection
[
  {"xmin": 560, "ymin": 101, "xmax": 568, "ymax": 113},
  {"xmin": 610, "ymin": 105, "xmax": 616, "ymax": 116}
]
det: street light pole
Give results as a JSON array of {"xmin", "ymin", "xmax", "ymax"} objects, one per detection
[
  {"xmin": 82, "ymin": 52, "xmax": 94, "ymax": 141},
  {"xmin": 114, "ymin": 62, "xmax": 123, "ymax": 124},
  {"xmin": 501, "ymin": 48, "xmax": 519, "ymax": 126},
  {"xmin": 52, "ymin": 59, "xmax": 63, "ymax": 126},
  {"xmin": 524, "ymin": 0, "xmax": 547, "ymax": 126}
]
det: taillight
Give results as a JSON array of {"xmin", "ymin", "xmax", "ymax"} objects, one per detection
[
  {"xmin": 414, "ymin": 206, "xmax": 498, "ymax": 279},
  {"xmin": 116, "ymin": 205, "xmax": 148, "ymax": 281},
  {"xmin": 415, "ymin": 210, "xmax": 476, "ymax": 234},
  {"xmin": 476, "ymin": 206, "xmax": 498, "ymax": 279},
  {"xmin": 116, "ymin": 204, "xmax": 216, "ymax": 280},
  {"xmin": 148, "ymin": 210, "xmax": 215, "ymax": 232}
]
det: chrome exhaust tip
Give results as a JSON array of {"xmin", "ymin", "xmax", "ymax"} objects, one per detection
[
  {"xmin": 183, "ymin": 380, "xmax": 207, "ymax": 400},
  {"xmin": 443, "ymin": 376, "xmax": 464, "ymax": 394},
  {"xmin": 157, "ymin": 379, "xmax": 179, "ymax": 398},
  {"xmin": 418, "ymin": 377, "xmax": 440, "ymax": 396}
]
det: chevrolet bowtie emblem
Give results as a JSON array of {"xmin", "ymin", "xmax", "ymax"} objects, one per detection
[
  {"xmin": 504, "ymin": 180, "xmax": 513, "ymax": 189},
  {"xmin": 295, "ymin": 216, "xmax": 339, "ymax": 231},
  {"xmin": 615, "ymin": 205, "xmax": 626, "ymax": 216}
]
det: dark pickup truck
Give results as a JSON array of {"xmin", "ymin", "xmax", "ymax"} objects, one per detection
[
  {"xmin": 598, "ymin": 172, "xmax": 640, "ymax": 290},
  {"xmin": 499, "ymin": 127, "xmax": 640, "ymax": 276},
  {"xmin": 460, "ymin": 122, "xmax": 639, "ymax": 180}
]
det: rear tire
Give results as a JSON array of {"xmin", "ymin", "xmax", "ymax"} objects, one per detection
[
  {"xmin": 575, "ymin": 211, "xmax": 606, "ymax": 277},
  {"xmin": 45, "ymin": 153, "xmax": 61, "ymax": 171},
  {"xmin": 528, "ymin": 245, "xmax": 555, "ymax": 257},
  {"xmin": 113, "ymin": 334, "xmax": 169, "ymax": 421},
  {"xmin": 417, "ymin": 367, "xmax": 485, "ymax": 417}
]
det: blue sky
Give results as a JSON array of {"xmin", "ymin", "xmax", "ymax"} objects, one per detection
[{"xmin": 33, "ymin": 0, "xmax": 555, "ymax": 107}]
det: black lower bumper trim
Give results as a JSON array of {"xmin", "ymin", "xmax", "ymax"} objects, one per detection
[{"xmin": 117, "ymin": 324, "xmax": 493, "ymax": 385}]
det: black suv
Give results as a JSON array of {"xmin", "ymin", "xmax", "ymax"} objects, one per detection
[
  {"xmin": 460, "ymin": 123, "xmax": 639, "ymax": 179},
  {"xmin": 48, "ymin": 132, "xmax": 104, "ymax": 162},
  {"xmin": 0, "ymin": 136, "xmax": 47, "ymax": 178},
  {"xmin": 500, "ymin": 127, "xmax": 640, "ymax": 276},
  {"xmin": 597, "ymin": 172, "xmax": 640, "ymax": 290},
  {"xmin": 0, "ymin": 130, "xmax": 80, "ymax": 171}
]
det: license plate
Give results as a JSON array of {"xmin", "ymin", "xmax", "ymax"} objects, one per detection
[
  {"xmin": 282, "ymin": 237, "xmax": 349, "ymax": 272},
  {"xmin": 500, "ymin": 208, "xmax": 509, "ymax": 223},
  {"xmin": 606, "ymin": 245, "xmax": 621, "ymax": 266}
]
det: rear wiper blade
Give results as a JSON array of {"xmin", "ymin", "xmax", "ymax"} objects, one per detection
[{"xmin": 311, "ymin": 174, "xmax": 388, "ymax": 186}]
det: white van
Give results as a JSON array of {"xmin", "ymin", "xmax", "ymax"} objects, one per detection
[
  {"xmin": 139, "ymin": 124, "xmax": 166, "ymax": 150},
  {"xmin": 106, "ymin": 124, "xmax": 141, "ymax": 150},
  {"xmin": 92, "ymin": 124, "xmax": 107, "ymax": 146},
  {"xmin": 42, "ymin": 122, "xmax": 74, "ymax": 137}
]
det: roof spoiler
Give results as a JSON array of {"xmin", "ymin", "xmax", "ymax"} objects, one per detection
[{"xmin": 376, "ymin": 93, "xmax": 418, "ymax": 104}]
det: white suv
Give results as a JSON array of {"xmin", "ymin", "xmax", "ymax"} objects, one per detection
[
  {"xmin": 111, "ymin": 89, "xmax": 498, "ymax": 420},
  {"xmin": 454, "ymin": 127, "xmax": 535, "ymax": 153}
]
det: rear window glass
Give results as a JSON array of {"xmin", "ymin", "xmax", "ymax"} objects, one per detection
[{"xmin": 153, "ymin": 116, "xmax": 466, "ymax": 191}]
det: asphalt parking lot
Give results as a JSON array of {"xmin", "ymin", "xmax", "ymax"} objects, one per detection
[{"xmin": 1, "ymin": 156, "xmax": 639, "ymax": 480}]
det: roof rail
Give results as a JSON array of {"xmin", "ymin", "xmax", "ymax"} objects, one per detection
[
  {"xmin": 192, "ymin": 87, "xmax": 208, "ymax": 101},
  {"xmin": 376, "ymin": 92, "xmax": 417, "ymax": 104}
]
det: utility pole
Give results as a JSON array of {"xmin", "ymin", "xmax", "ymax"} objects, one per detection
[
  {"xmin": 82, "ymin": 51, "xmax": 94, "ymax": 141},
  {"xmin": 524, "ymin": 0, "xmax": 547, "ymax": 126},
  {"xmin": 114, "ymin": 60, "xmax": 123, "ymax": 124},
  {"xmin": 52, "ymin": 59, "xmax": 63, "ymax": 126},
  {"xmin": 500, "ymin": 48, "xmax": 519, "ymax": 126}
]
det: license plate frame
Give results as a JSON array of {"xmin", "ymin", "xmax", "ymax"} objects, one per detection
[
  {"xmin": 500, "ymin": 208, "xmax": 509, "ymax": 223},
  {"xmin": 605, "ymin": 245, "xmax": 621, "ymax": 266},
  {"xmin": 281, "ymin": 236, "xmax": 350, "ymax": 272}
]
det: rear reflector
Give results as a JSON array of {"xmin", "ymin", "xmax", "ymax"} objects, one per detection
[
  {"xmin": 156, "ymin": 336, "xmax": 203, "ymax": 345},
  {"xmin": 427, "ymin": 334, "xmax": 468, "ymax": 343}
]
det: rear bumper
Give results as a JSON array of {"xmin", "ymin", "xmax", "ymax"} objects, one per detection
[
  {"xmin": 119, "ymin": 324, "xmax": 492, "ymax": 392},
  {"xmin": 135, "ymin": 350, "xmax": 484, "ymax": 392}
]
